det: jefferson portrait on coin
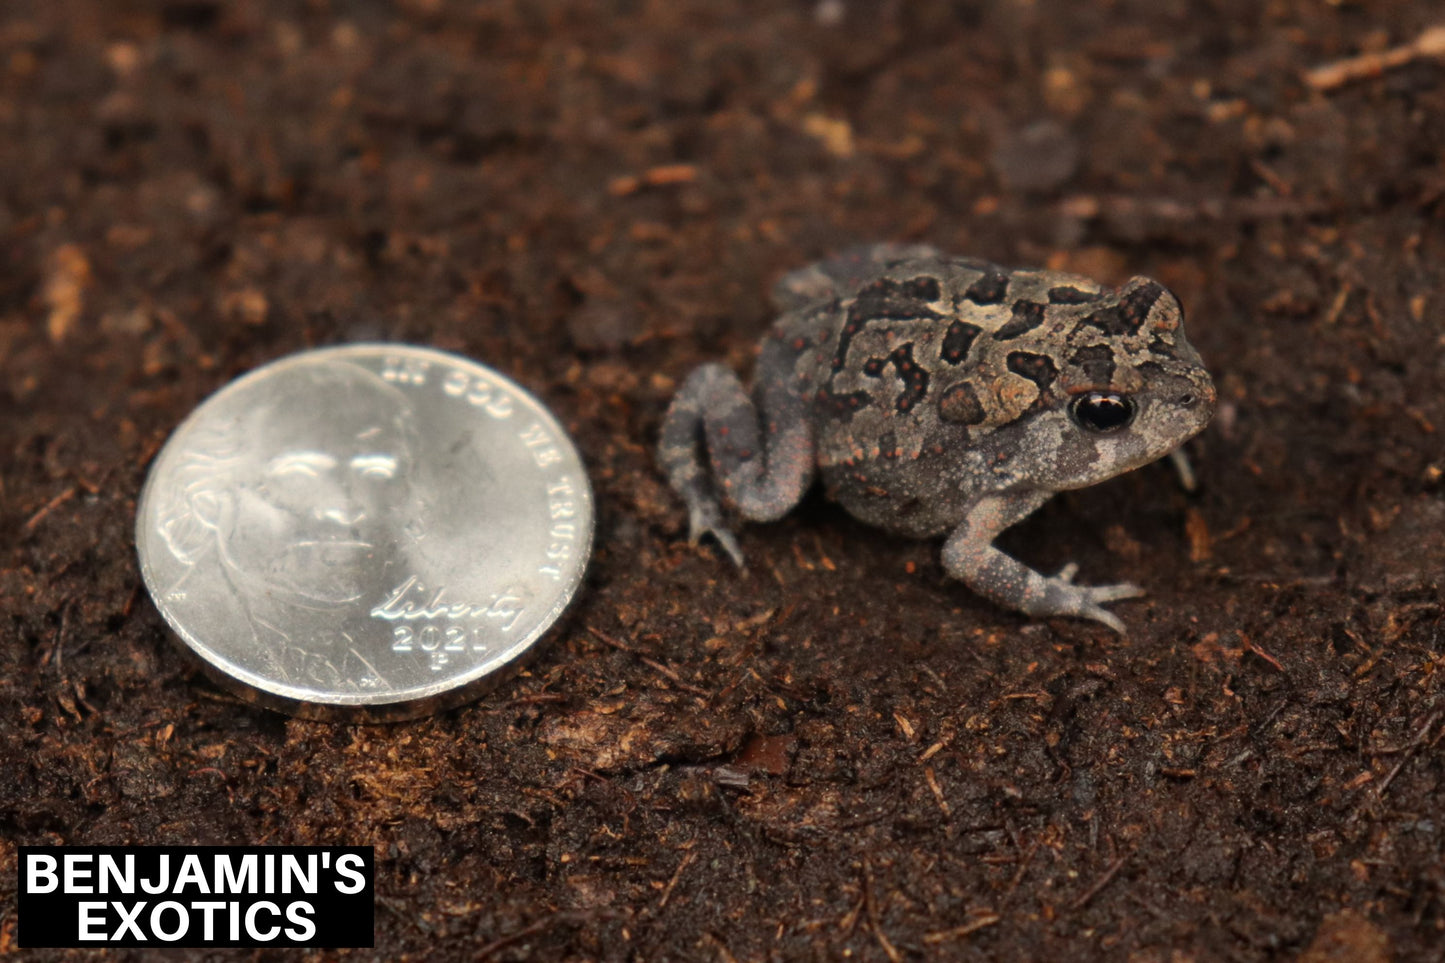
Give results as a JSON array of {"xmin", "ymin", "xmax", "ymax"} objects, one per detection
[{"xmin": 150, "ymin": 359, "xmax": 424, "ymax": 674}]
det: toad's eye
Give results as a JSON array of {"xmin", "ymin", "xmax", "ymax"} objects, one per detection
[{"xmin": 1069, "ymin": 392, "xmax": 1136, "ymax": 433}]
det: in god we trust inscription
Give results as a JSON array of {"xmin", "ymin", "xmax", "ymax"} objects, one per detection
[{"xmin": 136, "ymin": 344, "xmax": 593, "ymax": 720}]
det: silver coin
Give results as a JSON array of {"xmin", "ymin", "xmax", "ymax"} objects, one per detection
[{"xmin": 135, "ymin": 344, "xmax": 593, "ymax": 720}]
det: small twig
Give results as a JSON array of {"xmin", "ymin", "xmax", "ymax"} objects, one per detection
[
  {"xmin": 121, "ymin": 584, "xmax": 142, "ymax": 618},
  {"xmin": 1307, "ymin": 25, "xmax": 1445, "ymax": 91},
  {"xmin": 500, "ymin": 692, "xmax": 569, "ymax": 708},
  {"xmin": 1070, "ymin": 856, "xmax": 1127, "ymax": 910},
  {"xmin": 1243, "ymin": 636, "xmax": 1285, "ymax": 673},
  {"xmin": 1376, "ymin": 757, "xmax": 1410, "ymax": 798},
  {"xmin": 568, "ymin": 766, "xmax": 611, "ymax": 784},
  {"xmin": 837, "ymin": 890, "xmax": 865, "ymax": 936},
  {"xmin": 924, "ymin": 765, "xmax": 950, "ymax": 818},
  {"xmin": 53, "ymin": 600, "xmax": 72, "ymax": 674},
  {"xmin": 477, "ymin": 911, "xmax": 595, "ymax": 960},
  {"xmin": 1128, "ymin": 892, "xmax": 1173, "ymax": 920},
  {"xmin": 1249, "ymin": 158, "xmax": 1295, "ymax": 198},
  {"xmin": 861, "ymin": 862, "xmax": 901, "ymax": 963},
  {"xmin": 638, "ymin": 657, "xmax": 709, "ymax": 696},
  {"xmin": 657, "ymin": 851, "xmax": 696, "ymax": 909},
  {"xmin": 1375, "ymin": 712, "xmax": 1440, "ymax": 798},
  {"xmin": 1003, "ymin": 840, "xmax": 1040, "ymax": 902},
  {"xmin": 24, "ymin": 486, "xmax": 76, "ymax": 532},
  {"xmin": 587, "ymin": 625, "xmax": 636, "ymax": 652},
  {"xmin": 587, "ymin": 626, "xmax": 708, "ymax": 696},
  {"xmin": 701, "ymin": 933, "xmax": 742, "ymax": 963},
  {"xmin": 923, "ymin": 912, "xmax": 1001, "ymax": 944}
]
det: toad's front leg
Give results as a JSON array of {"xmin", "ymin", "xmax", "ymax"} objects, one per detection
[
  {"xmin": 657, "ymin": 341, "xmax": 816, "ymax": 566},
  {"xmin": 941, "ymin": 492, "xmax": 1144, "ymax": 633}
]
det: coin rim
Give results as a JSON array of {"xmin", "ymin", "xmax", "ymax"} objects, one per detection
[{"xmin": 135, "ymin": 343, "xmax": 594, "ymax": 721}]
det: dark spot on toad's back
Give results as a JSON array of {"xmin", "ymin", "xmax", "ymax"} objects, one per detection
[
  {"xmin": 834, "ymin": 278, "xmax": 943, "ymax": 373},
  {"xmin": 963, "ymin": 269, "xmax": 1010, "ymax": 305},
  {"xmin": 1119, "ymin": 281, "xmax": 1165, "ymax": 330},
  {"xmin": 1081, "ymin": 304, "xmax": 1138, "ymax": 336},
  {"xmin": 1006, "ymin": 351, "xmax": 1059, "ymax": 389},
  {"xmin": 1069, "ymin": 344, "xmax": 1116, "ymax": 384},
  {"xmin": 863, "ymin": 343, "xmax": 930, "ymax": 413},
  {"xmin": 1149, "ymin": 338, "xmax": 1178, "ymax": 360},
  {"xmin": 938, "ymin": 381, "xmax": 987, "ymax": 424},
  {"xmin": 849, "ymin": 278, "xmax": 944, "ymax": 323},
  {"xmin": 1049, "ymin": 286, "xmax": 1101, "ymax": 304},
  {"xmin": 994, "ymin": 300, "xmax": 1047, "ymax": 340},
  {"xmin": 941, "ymin": 320, "xmax": 982, "ymax": 364},
  {"xmin": 902, "ymin": 276, "xmax": 942, "ymax": 302}
]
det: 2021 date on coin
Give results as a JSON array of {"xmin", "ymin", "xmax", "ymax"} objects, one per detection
[{"xmin": 135, "ymin": 344, "xmax": 594, "ymax": 721}]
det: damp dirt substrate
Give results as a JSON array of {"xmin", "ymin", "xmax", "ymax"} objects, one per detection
[{"xmin": 3, "ymin": 2, "xmax": 1443, "ymax": 960}]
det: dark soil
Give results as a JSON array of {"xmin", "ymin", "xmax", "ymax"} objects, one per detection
[{"xmin": 3, "ymin": 1, "xmax": 1443, "ymax": 960}]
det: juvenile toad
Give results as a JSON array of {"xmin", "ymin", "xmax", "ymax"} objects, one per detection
[{"xmin": 659, "ymin": 244, "xmax": 1215, "ymax": 631}]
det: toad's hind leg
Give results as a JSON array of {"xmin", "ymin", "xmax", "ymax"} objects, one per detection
[
  {"xmin": 942, "ymin": 492, "xmax": 1145, "ymax": 633},
  {"xmin": 658, "ymin": 346, "xmax": 815, "ymax": 567}
]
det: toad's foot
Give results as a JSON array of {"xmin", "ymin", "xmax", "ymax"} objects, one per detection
[
  {"xmin": 686, "ymin": 501, "xmax": 745, "ymax": 569},
  {"xmin": 1040, "ymin": 563, "xmax": 1145, "ymax": 633},
  {"xmin": 657, "ymin": 359, "xmax": 815, "ymax": 572},
  {"xmin": 942, "ymin": 495, "xmax": 1146, "ymax": 634},
  {"xmin": 1167, "ymin": 447, "xmax": 1198, "ymax": 492}
]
